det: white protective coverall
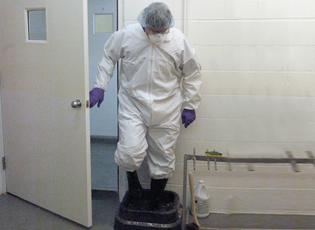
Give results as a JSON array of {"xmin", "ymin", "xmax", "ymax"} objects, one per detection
[{"xmin": 94, "ymin": 23, "xmax": 202, "ymax": 179}]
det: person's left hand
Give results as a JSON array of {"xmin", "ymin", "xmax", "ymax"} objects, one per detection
[{"xmin": 181, "ymin": 109, "xmax": 196, "ymax": 128}]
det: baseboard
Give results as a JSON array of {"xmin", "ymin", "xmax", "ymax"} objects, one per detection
[
  {"xmin": 92, "ymin": 189, "xmax": 119, "ymax": 200},
  {"xmin": 209, "ymin": 210, "xmax": 315, "ymax": 216},
  {"xmin": 90, "ymin": 135, "xmax": 118, "ymax": 144}
]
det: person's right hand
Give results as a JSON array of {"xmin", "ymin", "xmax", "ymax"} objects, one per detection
[{"xmin": 89, "ymin": 88, "xmax": 104, "ymax": 108}]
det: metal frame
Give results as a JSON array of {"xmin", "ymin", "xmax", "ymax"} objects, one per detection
[{"xmin": 181, "ymin": 151, "xmax": 315, "ymax": 229}]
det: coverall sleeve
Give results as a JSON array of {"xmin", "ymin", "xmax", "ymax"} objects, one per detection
[
  {"xmin": 93, "ymin": 31, "xmax": 124, "ymax": 91},
  {"xmin": 181, "ymin": 40, "xmax": 202, "ymax": 110}
]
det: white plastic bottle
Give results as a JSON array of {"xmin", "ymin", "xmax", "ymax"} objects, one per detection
[{"xmin": 194, "ymin": 180, "xmax": 210, "ymax": 218}]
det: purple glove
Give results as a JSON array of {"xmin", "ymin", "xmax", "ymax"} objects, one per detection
[
  {"xmin": 89, "ymin": 88, "xmax": 104, "ymax": 108},
  {"xmin": 181, "ymin": 109, "xmax": 196, "ymax": 128}
]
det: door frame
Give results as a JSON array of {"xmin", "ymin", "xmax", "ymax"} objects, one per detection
[
  {"xmin": 0, "ymin": 103, "xmax": 5, "ymax": 194},
  {"xmin": 116, "ymin": 0, "xmax": 127, "ymax": 201}
]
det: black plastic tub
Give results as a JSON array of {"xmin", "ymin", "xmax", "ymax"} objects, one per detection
[{"xmin": 114, "ymin": 189, "xmax": 182, "ymax": 230}]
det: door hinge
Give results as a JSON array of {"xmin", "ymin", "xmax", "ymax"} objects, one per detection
[{"xmin": 2, "ymin": 156, "xmax": 6, "ymax": 170}]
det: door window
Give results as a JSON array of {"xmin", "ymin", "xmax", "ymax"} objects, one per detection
[
  {"xmin": 26, "ymin": 9, "xmax": 47, "ymax": 41},
  {"xmin": 94, "ymin": 14, "xmax": 113, "ymax": 34}
]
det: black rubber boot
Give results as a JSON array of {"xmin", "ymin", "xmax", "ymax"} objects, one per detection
[
  {"xmin": 127, "ymin": 171, "xmax": 143, "ymax": 201},
  {"xmin": 150, "ymin": 178, "xmax": 168, "ymax": 211}
]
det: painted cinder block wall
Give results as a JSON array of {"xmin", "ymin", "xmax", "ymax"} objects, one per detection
[{"xmin": 121, "ymin": 0, "xmax": 315, "ymax": 215}]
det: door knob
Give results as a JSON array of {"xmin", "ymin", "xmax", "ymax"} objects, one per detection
[{"xmin": 71, "ymin": 99, "xmax": 82, "ymax": 108}]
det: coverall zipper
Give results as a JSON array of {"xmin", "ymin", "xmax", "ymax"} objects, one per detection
[{"xmin": 149, "ymin": 45, "xmax": 155, "ymax": 126}]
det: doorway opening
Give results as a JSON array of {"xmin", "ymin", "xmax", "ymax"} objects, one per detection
[{"xmin": 88, "ymin": 0, "xmax": 118, "ymax": 191}]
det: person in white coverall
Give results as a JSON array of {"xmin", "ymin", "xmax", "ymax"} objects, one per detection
[{"xmin": 89, "ymin": 2, "xmax": 202, "ymax": 210}]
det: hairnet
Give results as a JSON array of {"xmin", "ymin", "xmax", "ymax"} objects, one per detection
[{"xmin": 137, "ymin": 2, "xmax": 175, "ymax": 29}]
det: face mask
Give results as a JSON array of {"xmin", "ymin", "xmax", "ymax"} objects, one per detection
[{"xmin": 148, "ymin": 33, "xmax": 166, "ymax": 45}]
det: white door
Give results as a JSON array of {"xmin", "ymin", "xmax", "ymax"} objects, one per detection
[{"xmin": 0, "ymin": 0, "xmax": 92, "ymax": 227}]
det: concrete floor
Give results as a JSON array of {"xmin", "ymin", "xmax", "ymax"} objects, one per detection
[
  {"xmin": 0, "ymin": 190, "xmax": 120, "ymax": 230},
  {"xmin": 2, "ymin": 191, "xmax": 315, "ymax": 230}
]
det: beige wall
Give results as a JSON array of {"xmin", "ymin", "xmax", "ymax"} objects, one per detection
[{"xmin": 122, "ymin": 0, "xmax": 315, "ymax": 215}]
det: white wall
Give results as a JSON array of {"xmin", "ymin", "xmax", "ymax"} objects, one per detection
[{"xmin": 121, "ymin": 0, "xmax": 315, "ymax": 215}]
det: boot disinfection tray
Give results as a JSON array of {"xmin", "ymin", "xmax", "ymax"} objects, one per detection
[{"xmin": 114, "ymin": 189, "xmax": 182, "ymax": 230}]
